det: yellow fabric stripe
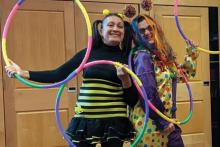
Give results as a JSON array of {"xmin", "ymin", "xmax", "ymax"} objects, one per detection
[
  {"xmin": 83, "ymin": 78, "xmax": 121, "ymax": 86},
  {"xmin": 78, "ymin": 96, "xmax": 123, "ymax": 100},
  {"xmin": 80, "ymin": 108, "xmax": 127, "ymax": 112},
  {"xmin": 74, "ymin": 113, "xmax": 127, "ymax": 118},
  {"xmin": 77, "ymin": 102, "xmax": 126, "ymax": 106},
  {"xmin": 80, "ymin": 89, "xmax": 123, "ymax": 95},
  {"xmin": 82, "ymin": 83, "xmax": 122, "ymax": 90}
]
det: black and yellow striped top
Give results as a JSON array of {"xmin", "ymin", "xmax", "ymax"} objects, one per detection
[
  {"xmin": 75, "ymin": 78, "xmax": 128, "ymax": 118},
  {"xmin": 29, "ymin": 44, "xmax": 138, "ymax": 118}
]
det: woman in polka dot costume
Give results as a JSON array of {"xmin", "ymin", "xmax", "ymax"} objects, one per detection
[{"xmin": 130, "ymin": 14, "xmax": 199, "ymax": 147}]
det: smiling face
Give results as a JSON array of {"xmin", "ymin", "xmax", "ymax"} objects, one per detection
[
  {"xmin": 138, "ymin": 19, "xmax": 154, "ymax": 44},
  {"xmin": 101, "ymin": 15, "xmax": 124, "ymax": 46}
]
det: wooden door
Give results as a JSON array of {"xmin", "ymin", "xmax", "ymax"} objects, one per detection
[
  {"xmin": 0, "ymin": 0, "xmax": 6, "ymax": 146},
  {"xmin": 2, "ymin": 0, "xmax": 76, "ymax": 147},
  {"xmin": 154, "ymin": 6, "xmax": 211, "ymax": 147}
]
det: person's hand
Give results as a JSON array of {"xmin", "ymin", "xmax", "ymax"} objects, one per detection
[
  {"xmin": 186, "ymin": 40, "xmax": 199, "ymax": 60},
  {"xmin": 116, "ymin": 64, "xmax": 131, "ymax": 88},
  {"xmin": 162, "ymin": 123, "xmax": 175, "ymax": 134},
  {"xmin": 186, "ymin": 40, "xmax": 199, "ymax": 49},
  {"xmin": 5, "ymin": 59, "xmax": 29, "ymax": 79}
]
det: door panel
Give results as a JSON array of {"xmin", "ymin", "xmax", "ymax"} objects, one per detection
[
  {"xmin": 154, "ymin": 6, "xmax": 211, "ymax": 147},
  {"xmin": 17, "ymin": 111, "xmax": 68, "ymax": 147},
  {"xmin": 182, "ymin": 133, "xmax": 205, "ymax": 147},
  {"xmin": 0, "ymin": 0, "xmax": 6, "ymax": 146},
  {"xmin": 9, "ymin": 10, "xmax": 66, "ymax": 87}
]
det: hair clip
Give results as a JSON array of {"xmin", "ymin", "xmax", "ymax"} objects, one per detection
[
  {"xmin": 123, "ymin": 4, "xmax": 136, "ymax": 18},
  {"xmin": 141, "ymin": 0, "xmax": 152, "ymax": 11}
]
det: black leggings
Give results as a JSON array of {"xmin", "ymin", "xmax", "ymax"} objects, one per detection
[
  {"xmin": 75, "ymin": 139, "xmax": 124, "ymax": 147},
  {"xmin": 101, "ymin": 139, "xmax": 124, "ymax": 147}
]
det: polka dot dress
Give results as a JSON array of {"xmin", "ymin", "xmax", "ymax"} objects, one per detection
[
  {"xmin": 130, "ymin": 49, "xmax": 197, "ymax": 147},
  {"xmin": 130, "ymin": 101, "xmax": 168, "ymax": 147}
]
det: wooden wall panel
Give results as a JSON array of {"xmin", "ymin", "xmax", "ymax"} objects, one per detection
[
  {"xmin": 177, "ymin": 102, "xmax": 205, "ymax": 134},
  {"xmin": 17, "ymin": 110, "xmax": 68, "ymax": 147},
  {"xmin": 0, "ymin": 0, "xmax": 6, "ymax": 146},
  {"xmin": 182, "ymin": 133, "xmax": 205, "ymax": 147}
]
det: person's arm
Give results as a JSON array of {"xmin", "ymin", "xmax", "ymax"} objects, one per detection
[
  {"xmin": 134, "ymin": 51, "xmax": 170, "ymax": 130},
  {"xmin": 123, "ymin": 83, "xmax": 139, "ymax": 108},
  {"xmin": 177, "ymin": 42, "xmax": 199, "ymax": 81},
  {"xmin": 5, "ymin": 49, "xmax": 86, "ymax": 82},
  {"xmin": 116, "ymin": 65, "xmax": 139, "ymax": 107},
  {"xmin": 29, "ymin": 49, "xmax": 86, "ymax": 83}
]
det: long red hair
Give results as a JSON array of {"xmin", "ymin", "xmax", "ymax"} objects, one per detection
[{"xmin": 139, "ymin": 14, "xmax": 176, "ymax": 63}]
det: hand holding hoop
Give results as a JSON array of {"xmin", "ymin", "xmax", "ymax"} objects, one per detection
[
  {"xmin": 128, "ymin": 50, "xmax": 193, "ymax": 126},
  {"xmin": 2, "ymin": 0, "xmax": 92, "ymax": 89},
  {"xmin": 174, "ymin": 0, "xmax": 220, "ymax": 54}
]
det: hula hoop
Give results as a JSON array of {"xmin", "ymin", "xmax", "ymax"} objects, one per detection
[
  {"xmin": 128, "ymin": 50, "xmax": 193, "ymax": 125},
  {"xmin": 2, "ymin": 0, "xmax": 93, "ymax": 88},
  {"xmin": 55, "ymin": 60, "xmax": 149, "ymax": 147},
  {"xmin": 174, "ymin": 0, "xmax": 220, "ymax": 54},
  {"xmin": 2, "ymin": 0, "xmax": 150, "ymax": 145}
]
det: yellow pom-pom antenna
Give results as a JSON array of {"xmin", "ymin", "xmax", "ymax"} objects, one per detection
[{"xmin": 103, "ymin": 9, "xmax": 110, "ymax": 16}]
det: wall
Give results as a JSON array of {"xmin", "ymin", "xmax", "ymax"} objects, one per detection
[{"xmin": 0, "ymin": 0, "xmax": 6, "ymax": 146}]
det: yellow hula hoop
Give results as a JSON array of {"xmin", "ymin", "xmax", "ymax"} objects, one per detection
[{"xmin": 197, "ymin": 47, "xmax": 220, "ymax": 54}]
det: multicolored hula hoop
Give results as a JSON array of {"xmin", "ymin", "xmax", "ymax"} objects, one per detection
[
  {"xmin": 128, "ymin": 50, "xmax": 193, "ymax": 125},
  {"xmin": 174, "ymin": 0, "xmax": 220, "ymax": 54},
  {"xmin": 2, "ymin": 0, "xmax": 150, "ymax": 146},
  {"xmin": 2, "ymin": 0, "xmax": 92, "ymax": 89},
  {"xmin": 55, "ymin": 61, "xmax": 149, "ymax": 147}
]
